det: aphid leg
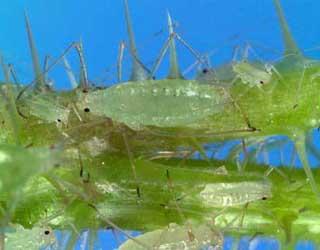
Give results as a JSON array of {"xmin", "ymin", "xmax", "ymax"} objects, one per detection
[
  {"xmin": 294, "ymin": 133, "xmax": 320, "ymax": 199},
  {"xmin": 75, "ymin": 40, "xmax": 89, "ymax": 90},
  {"xmin": 166, "ymin": 169, "xmax": 195, "ymax": 242},
  {"xmin": 117, "ymin": 41, "xmax": 126, "ymax": 82},
  {"xmin": 89, "ymin": 203, "xmax": 150, "ymax": 249},
  {"xmin": 62, "ymin": 55, "xmax": 78, "ymax": 89},
  {"xmin": 149, "ymin": 12, "xmax": 184, "ymax": 79},
  {"xmin": 122, "ymin": 132, "xmax": 141, "ymax": 198},
  {"xmin": 0, "ymin": 54, "xmax": 10, "ymax": 83},
  {"xmin": 7, "ymin": 64, "xmax": 19, "ymax": 84},
  {"xmin": 264, "ymin": 165, "xmax": 291, "ymax": 184},
  {"xmin": 0, "ymin": 68, "xmax": 21, "ymax": 144},
  {"xmin": 238, "ymin": 202, "xmax": 249, "ymax": 228},
  {"xmin": 223, "ymin": 88, "xmax": 257, "ymax": 132},
  {"xmin": 190, "ymin": 138, "xmax": 212, "ymax": 166},
  {"xmin": 239, "ymin": 139, "xmax": 249, "ymax": 172}
]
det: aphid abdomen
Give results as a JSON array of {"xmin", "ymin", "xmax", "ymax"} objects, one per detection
[
  {"xmin": 77, "ymin": 79, "xmax": 229, "ymax": 129},
  {"xmin": 199, "ymin": 181, "xmax": 271, "ymax": 207}
]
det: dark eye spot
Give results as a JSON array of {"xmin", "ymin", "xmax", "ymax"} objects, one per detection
[
  {"xmin": 82, "ymin": 89, "xmax": 88, "ymax": 93},
  {"xmin": 260, "ymin": 80, "xmax": 264, "ymax": 84},
  {"xmin": 261, "ymin": 196, "xmax": 267, "ymax": 200},
  {"xmin": 84, "ymin": 107, "xmax": 90, "ymax": 113},
  {"xmin": 57, "ymin": 118, "xmax": 62, "ymax": 123},
  {"xmin": 202, "ymin": 68, "xmax": 209, "ymax": 74},
  {"xmin": 44, "ymin": 230, "xmax": 50, "ymax": 235}
]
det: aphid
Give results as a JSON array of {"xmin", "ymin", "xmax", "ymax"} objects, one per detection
[
  {"xmin": 76, "ymin": 79, "xmax": 229, "ymax": 130},
  {"xmin": 199, "ymin": 180, "xmax": 271, "ymax": 207},
  {"xmin": 230, "ymin": 44, "xmax": 282, "ymax": 88},
  {"xmin": 119, "ymin": 221, "xmax": 223, "ymax": 250}
]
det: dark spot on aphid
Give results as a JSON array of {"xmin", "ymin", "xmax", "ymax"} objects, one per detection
[
  {"xmin": 259, "ymin": 80, "xmax": 264, "ymax": 84},
  {"xmin": 84, "ymin": 107, "xmax": 90, "ymax": 113},
  {"xmin": 202, "ymin": 68, "xmax": 209, "ymax": 74},
  {"xmin": 82, "ymin": 89, "xmax": 88, "ymax": 93},
  {"xmin": 44, "ymin": 230, "xmax": 50, "ymax": 235},
  {"xmin": 261, "ymin": 196, "xmax": 267, "ymax": 200},
  {"xmin": 136, "ymin": 186, "xmax": 141, "ymax": 198},
  {"xmin": 57, "ymin": 118, "xmax": 61, "ymax": 123}
]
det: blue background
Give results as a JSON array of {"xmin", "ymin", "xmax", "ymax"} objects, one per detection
[{"xmin": 2, "ymin": 0, "xmax": 319, "ymax": 249}]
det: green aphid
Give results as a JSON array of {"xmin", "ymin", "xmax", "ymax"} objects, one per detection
[
  {"xmin": 16, "ymin": 92, "xmax": 70, "ymax": 127},
  {"xmin": 198, "ymin": 180, "xmax": 271, "ymax": 207},
  {"xmin": 119, "ymin": 221, "xmax": 222, "ymax": 250},
  {"xmin": 76, "ymin": 79, "xmax": 229, "ymax": 130}
]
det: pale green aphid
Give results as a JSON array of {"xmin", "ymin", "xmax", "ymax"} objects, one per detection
[
  {"xmin": 232, "ymin": 61, "xmax": 274, "ymax": 87},
  {"xmin": 17, "ymin": 92, "xmax": 70, "ymax": 127},
  {"xmin": 119, "ymin": 221, "xmax": 222, "ymax": 250},
  {"xmin": 4, "ymin": 225, "xmax": 57, "ymax": 250},
  {"xmin": 199, "ymin": 180, "xmax": 271, "ymax": 207},
  {"xmin": 76, "ymin": 80, "xmax": 228, "ymax": 130}
]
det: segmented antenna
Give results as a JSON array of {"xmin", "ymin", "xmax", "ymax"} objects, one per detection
[
  {"xmin": 167, "ymin": 11, "xmax": 184, "ymax": 79},
  {"xmin": 24, "ymin": 11, "xmax": 46, "ymax": 92},
  {"xmin": 273, "ymin": 0, "xmax": 301, "ymax": 56},
  {"xmin": 123, "ymin": 0, "xmax": 149, "ymax": 81}
]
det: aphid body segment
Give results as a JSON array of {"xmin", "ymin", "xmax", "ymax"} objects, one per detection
[{"xmin": 76, "ymin": 79, "xmax": 229, "ymax": 130}]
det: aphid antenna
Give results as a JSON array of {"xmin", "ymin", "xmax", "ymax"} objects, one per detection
[
  {"xmin": 117, "ymin": 41, "xmax": 126, "ymax": 82},
  {"xmin": 24, "ymin": 11, "xmax": 46, "ymax": 92},
  {"xmin": 75, "ymin": 39, "xmax": 90, "ymax": 91},
  {"xmin": 62, "ymin": 55, "xmax": 78, "ymax": 89},
  {"xmin": 273, "ymin": 0, "xmax": 302, "ymax": 57},
  {"xmin": 123, "ymin": 0, "xmax": 149, "ymax": 81},
  {"xmin": 122, "ymin": 131, "xmax": 141, "ymax": 199}
]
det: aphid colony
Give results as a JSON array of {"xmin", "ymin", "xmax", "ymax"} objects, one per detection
[{"xmin": 0, "ymin": 0, "xmax": 320, "ymax": 249}]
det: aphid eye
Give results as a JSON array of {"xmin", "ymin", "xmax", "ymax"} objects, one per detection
[
  {"xmin": 56, "ymin": 118, "xmax": 62, "ymax": 123},
  {"xmin": 44, "ymin": 230, "xmax": 50, "ymax": 235},
  {"xmin": 84, "ymin": 107, "xmax": 90, "ymax": 113},
  {"xmin": 260, "ymin": 80, "xmax": 264, "ymax": 84},
  {"xmin": 202, "ymin": 68, "xmax": 209, "ymax": 74},
  {"xmin": 261, "ymin": 196, "xmax": 268, "ymax": 200},
  {"xmin": 82, "ymin": 89, "xmax": 89, "ymax": 93}
]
